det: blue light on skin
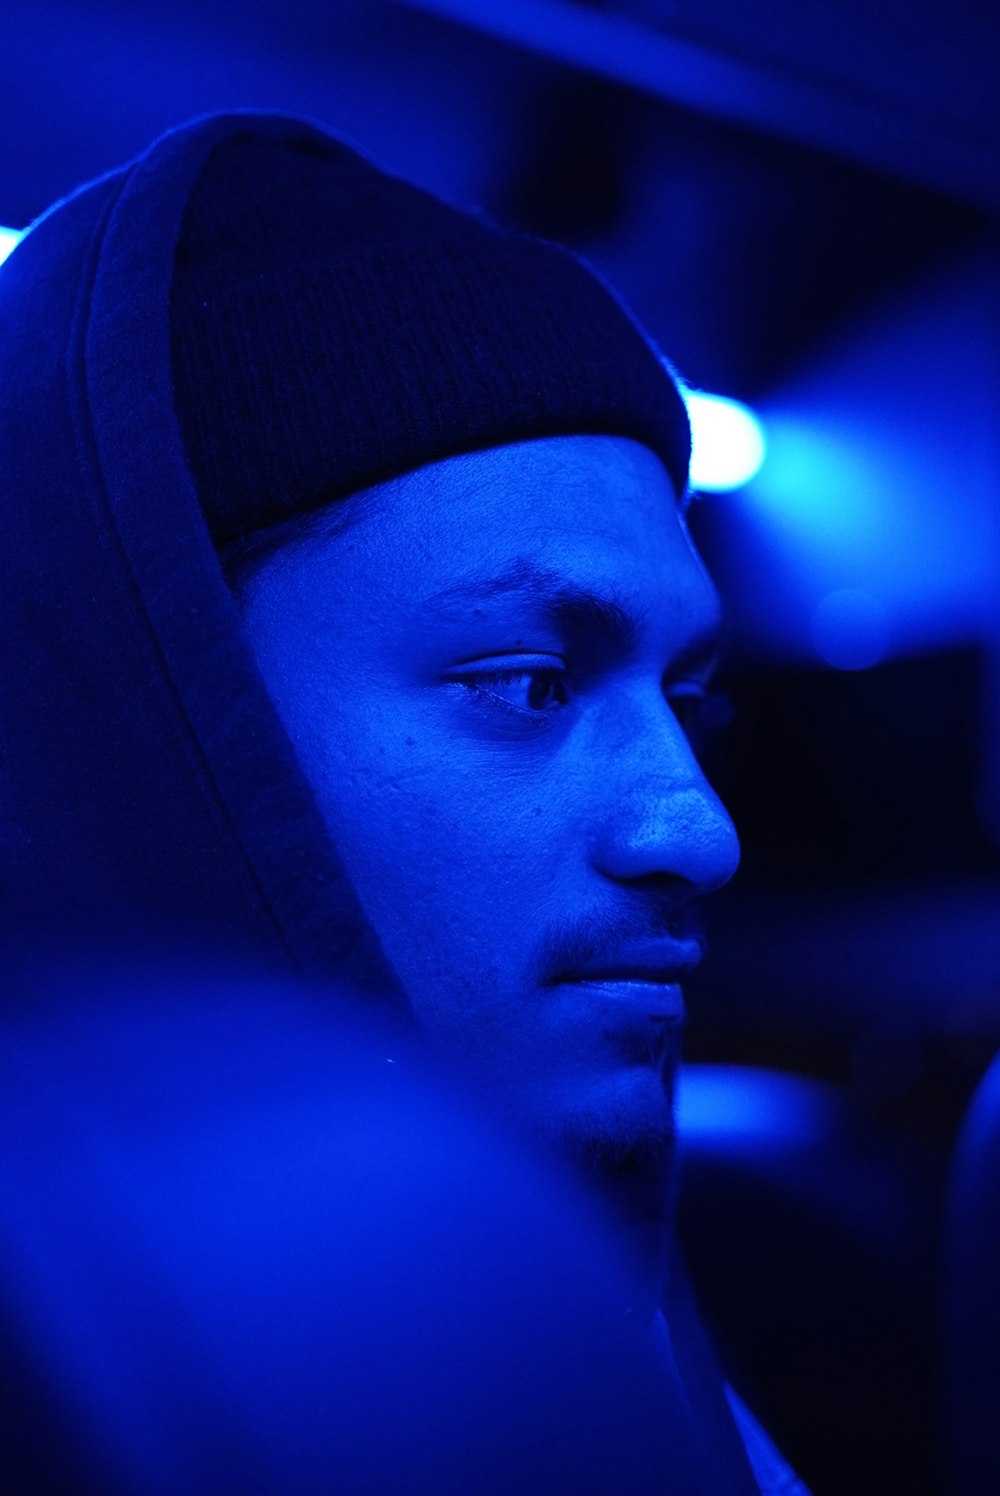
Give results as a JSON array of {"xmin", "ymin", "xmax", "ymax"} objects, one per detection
[
  {"xmin": 684, "ymin": 390, "xmax": 766, "ymax": 493},
  {"xmin": 236, "ymin": 435, "xmax": 740, "ymax": 1185},
  {"xmin": 0, "ymin": 226, "xmax": 22, "ymax": 266}
]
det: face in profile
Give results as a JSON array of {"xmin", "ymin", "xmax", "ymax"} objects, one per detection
[{"xmin": 239, "ymin": 435, "xmax": 739, "ymax": 1165}]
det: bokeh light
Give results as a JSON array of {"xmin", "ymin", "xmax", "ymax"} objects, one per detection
[{"xmin": 685, "ymin": 388, "xmax": 767, "ymax": 492}]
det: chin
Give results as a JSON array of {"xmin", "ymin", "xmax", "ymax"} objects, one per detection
[{"xmin": 552, "ymin": 1067, "xmax": 677, "ymax": 1180}]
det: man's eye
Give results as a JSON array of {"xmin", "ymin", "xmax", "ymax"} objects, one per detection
[
  {"xmin": 667, "ymin": 686, "xmax": 735, "ymax": 746},
  {"xmin": 464, "ymin": 667, "xmax": 571, "ymax": 716}
]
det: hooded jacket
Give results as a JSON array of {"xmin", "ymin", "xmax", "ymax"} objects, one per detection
[{"xmin": 0, "ymin": 112, "xmax": 406, "ymax": 999}]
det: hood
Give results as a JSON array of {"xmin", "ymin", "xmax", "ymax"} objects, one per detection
[{"xmin": 0, "ymin": 110, "xmax": 406, "ymax": 1003}]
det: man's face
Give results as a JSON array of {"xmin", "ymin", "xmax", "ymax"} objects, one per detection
[{"xmin": 241, "ymin": 435, "xmax": 739, "ymax": 1162}]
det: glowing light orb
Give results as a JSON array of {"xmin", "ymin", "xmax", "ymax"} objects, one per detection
[{"xmin": 684, "ymin": 389, "xmax": 766, "ymax": 492}]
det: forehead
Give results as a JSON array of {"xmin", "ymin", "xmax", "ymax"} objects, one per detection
[{"xmin": 323, "ymin": 435, "xmax": 715, "ymax": 623}]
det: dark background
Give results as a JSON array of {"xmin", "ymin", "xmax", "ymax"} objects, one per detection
[{"xmin": 2, "ymin": 3, "xmax": 997, "ymax": 1490}]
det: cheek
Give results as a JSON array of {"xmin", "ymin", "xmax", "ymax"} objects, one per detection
[
  {"xmin": 340, "ymin": 771, "xmax": 519, "ymax": 955},
  {"xmin": 334, "ymin": 787, "xmax": 517, "ymax": 1056},
  {"xmin": 322, "ymin": 738, "xmax": 571, "ymax": 1018}
]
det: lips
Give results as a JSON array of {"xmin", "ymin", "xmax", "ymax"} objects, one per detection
[
  {"xmin": 573, "ymin": 967, "xmax": 682, "ymax": 985},
  {"xmin": 552, "ymin": 938, "xmax": 702, "ymax": 988},
  {"xmin": 553, "ymin": 978, "xmax": 685, "ymax": 1027},
  {"xmin": 547, "ymin": 938, "xmax": 698, "ymax": 1026}
]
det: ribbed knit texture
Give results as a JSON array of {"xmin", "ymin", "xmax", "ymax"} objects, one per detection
[{"xmin": 170, "ymin": 136, "xmax": 691, "ymax": 543}]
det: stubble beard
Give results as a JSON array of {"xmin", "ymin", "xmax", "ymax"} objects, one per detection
[{"xmin": 554, "ymin": 1040, "xmax": 680, "ymax": 1263}]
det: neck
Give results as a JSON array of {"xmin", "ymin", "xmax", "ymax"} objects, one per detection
[{"xmin": 569, "ymin": 1140, "xmax": 676, "ymax": 1319}]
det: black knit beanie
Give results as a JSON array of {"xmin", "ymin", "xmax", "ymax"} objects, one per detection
[{"xmin": 170, "ymin": 126, "xmax": 691, "ymax": 546}]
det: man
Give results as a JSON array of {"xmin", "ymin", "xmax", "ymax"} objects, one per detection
[{"xmin": 0, "ymin": 111, "xmax": 806, "ymax": 1491}]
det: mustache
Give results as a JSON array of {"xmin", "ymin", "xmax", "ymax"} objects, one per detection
[{"xmin": 538, "ymin": 900, "xmax": 707, "ymax": 986}]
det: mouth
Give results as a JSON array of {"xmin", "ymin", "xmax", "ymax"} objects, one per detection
[
  {"xmin": 553, "ymin": 976, "xmax": 685, "ymax": 1023},
  {"xmin": 548, "ymin": 936, "xmax": 700, "ymax": 1018}
]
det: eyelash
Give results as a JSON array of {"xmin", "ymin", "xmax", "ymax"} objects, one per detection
[
  {"xmin": 458, "ymin": 665, "xmax": 734, "ymax": 746},
  {"xmin": 462, "ymin": 667, "xmax": 571, "ymax": 718}
]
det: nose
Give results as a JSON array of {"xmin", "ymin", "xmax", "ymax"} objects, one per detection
[{"xmin": 591, "ymin": 741, "xmax": 740, "ymax": 896}]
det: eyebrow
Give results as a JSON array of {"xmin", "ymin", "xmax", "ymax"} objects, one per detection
[{"xmin": 423, "ymin": 557, "xmax": 721, "ymax": 668}]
